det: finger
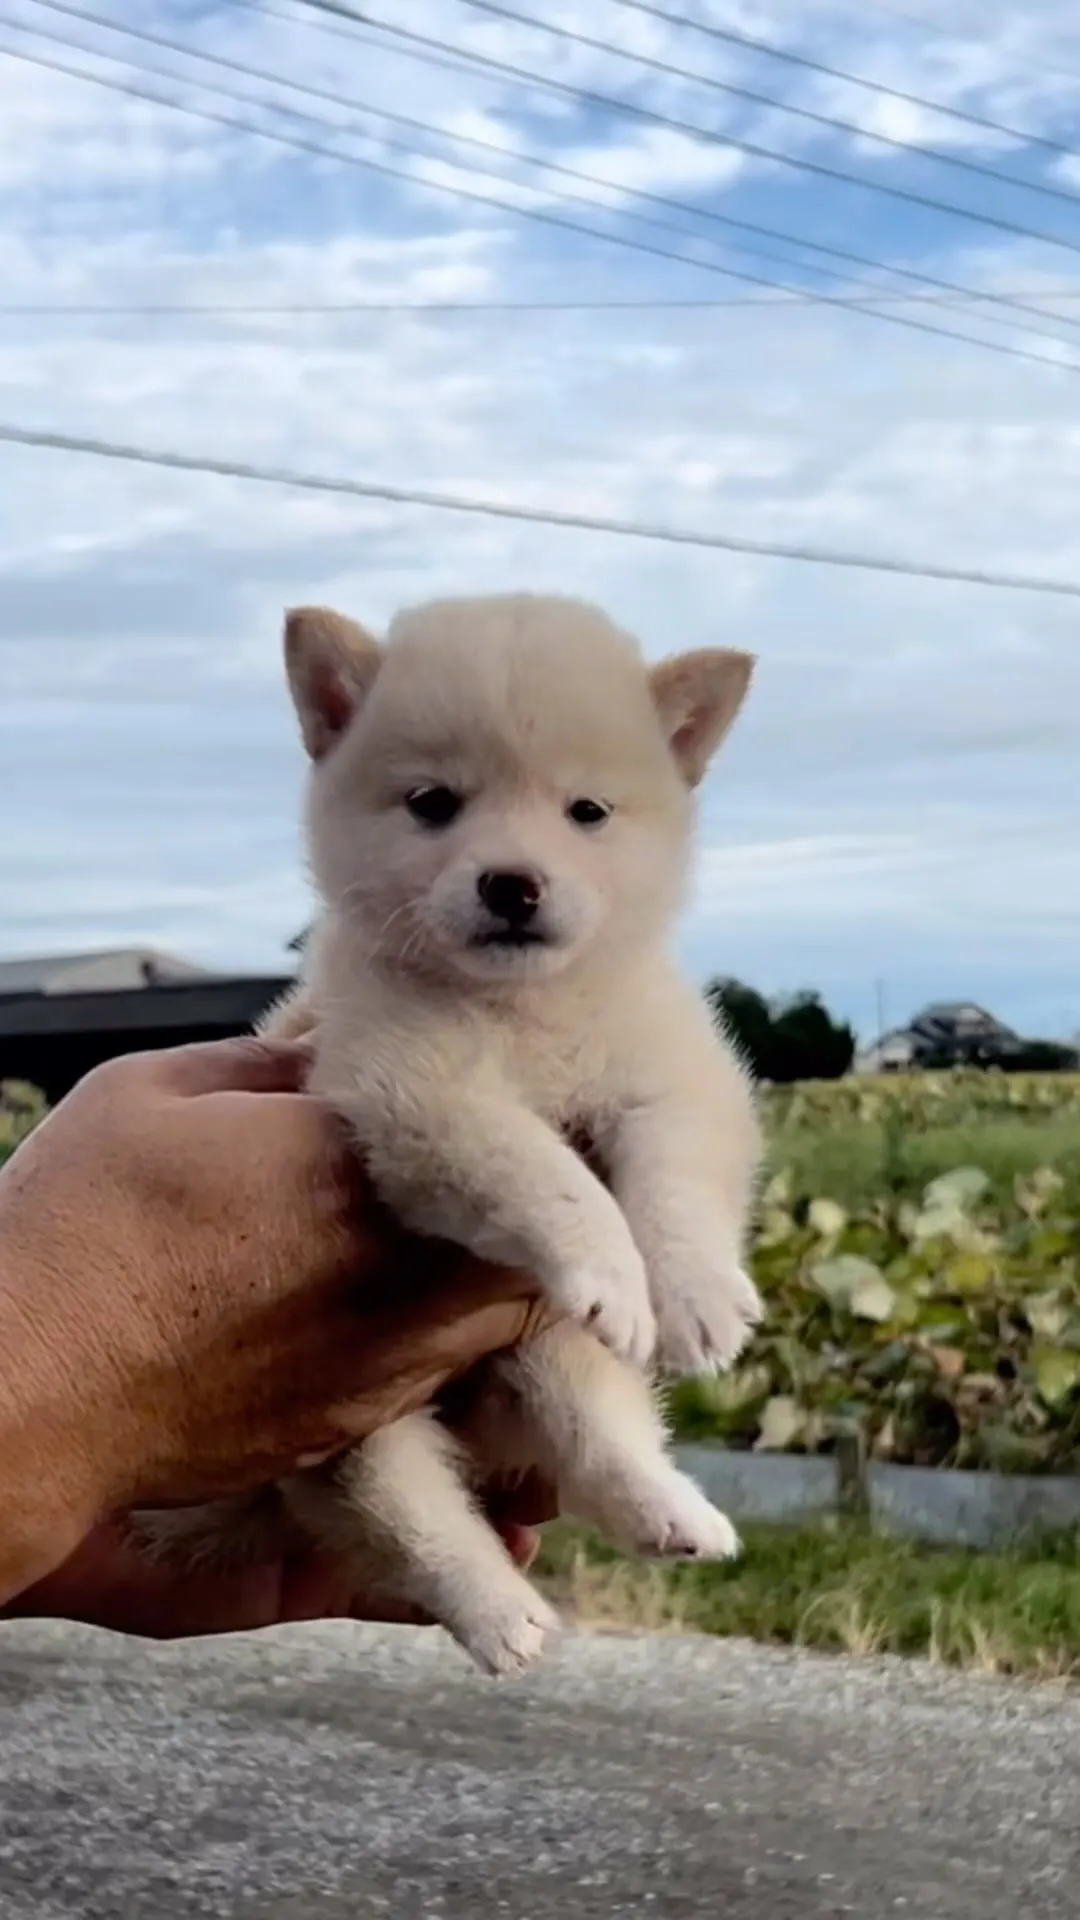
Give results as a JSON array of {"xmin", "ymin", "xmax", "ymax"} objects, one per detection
[
  {"xmin": 153, "ymin": 1036, "xmax": 315, "ymax": 1099},
  {"xmin": 498, "ymin": 1523, "xmax": 542, "ymax": 1572}
]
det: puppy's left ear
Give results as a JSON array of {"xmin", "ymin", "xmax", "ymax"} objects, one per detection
[{"xmin": 649, "ymin": 648, "xmax": 755, "ymax": 788}]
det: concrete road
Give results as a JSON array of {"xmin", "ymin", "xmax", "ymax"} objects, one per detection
[{"xmin": 0, "ymin": 1620, "xmax": 1076, "ymax": 1918}]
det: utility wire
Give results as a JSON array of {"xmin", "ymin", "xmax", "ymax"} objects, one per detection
[
  {"xmin": 245, "ymin": 0, "xmax": 1080, "ymax": 148},
  {"xmin": 535, "ymin": 0, "xmax": 1080, "ymax": 172},
  {"xmin": 862, "ymin": 0, "xmax": 1080, "ymax": 95},
  {"xmin": 9, "ymin": 0, "xmax": 890, "ymax": 298},
  {"xmin": 7, "ymin": 287, "xmax": 1080, "ymax": 314},
  {"xmin": 6, "ymin": 26, "xmax": 1080, "ymax": 375},
  {"xmin": 4, "ymin": 420, "xmax": 1080, "ymax": 598},
  {"xmin": 24, "ymin": 0, "xmax": 1080, "ymax": 339},
  {"xmin": 285, "ymin": 0, "xmax": 1080, "ymax": 258},
  {"xmin": 458, "ymin": 0, "xmax": 1080, "ymax": 211},
  {"xmin": 6, "ymin": 33, "xmax": 1080, "ymax": 376}
]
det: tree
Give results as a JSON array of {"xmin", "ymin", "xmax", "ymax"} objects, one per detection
[
  {"xmin": 771, "ymin": 990, "xmax": 857, "ymax": 1082},
  {"xmin": 705, "ymin": 978, "xmax": 775, "ymax": 1076},
  {"xmin": 706, "ymin": 978, "xmax": 856, "ymax": 1084}
]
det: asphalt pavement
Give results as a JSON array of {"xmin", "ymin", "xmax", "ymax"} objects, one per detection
[{"xmin": 1, "ymin": 1619, "xmax": 1076, "ymax": 1918}]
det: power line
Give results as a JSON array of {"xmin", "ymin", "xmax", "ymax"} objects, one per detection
[
  {"xmin": 9, "ymin": 0, "xmax": 890, "ymax": 298},
  {"xmin": 862, "ymin": 0, "xmax": 1080, "ymax": 95},
  {"xmin": 249, "ymin": 0, "xmax": 1080, "ymax": 153},
  {"xmin": 231, "ymin": 0, "xmax": 1080, "ymax": 320},
  {"xmin": 6, "ymin": 30, "xmax": 1080, "ymax": 375},
  {"xmin": 228, "ymin": 0, "xmax": 528, "ymax": 83},
  {"xmin": 25, "ymin": 0, "xmax": 1080, "ymax": 340},
  {"xmin": 4, "ymin": 420, "xmax": 1080, "ymax": 599},
  {"xmin": 562, "ymin": 0, "xmax": 1080, "ymax": 172},
  {"xmin": 6, "ymin": 287, "xmax": 1080, "ymax": 315},
  {"xmin": 0, "ymin": 30, "xmax": 855, "ymax": 295},
  {"xmin": 297, "ymin": 0, "xmax": 1080, "ymax": 257},
  {"xmin": 457, "ymin": 0, "xmax": 1080, "ymax": 210}
]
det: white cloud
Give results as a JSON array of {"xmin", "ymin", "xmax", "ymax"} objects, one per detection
[{"xmin": 1, "ymin": 0, "xmax": 1079, "ymax": 1042}]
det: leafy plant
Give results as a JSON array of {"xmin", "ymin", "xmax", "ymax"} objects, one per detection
[
  {"xmin": 671, "ymin": 1072, "xmax": 1080, "ymax": 1473},
  {"xmin": 0, "ymin": 1080, "xmax": 46, "ymax": 1169}
]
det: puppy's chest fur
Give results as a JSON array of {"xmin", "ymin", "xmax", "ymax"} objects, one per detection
[{"xmin": 304, "ymin": 917, "xmax": 656, "ymax": 1135}]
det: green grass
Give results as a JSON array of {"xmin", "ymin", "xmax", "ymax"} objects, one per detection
[
  {"xmin": 768, "ymin": 1111, "xmax": 1080, "ymax": 1213},
  {"xmin": 537, "ymin": 1520, "xmax": 1080, "ymax": 1681}
]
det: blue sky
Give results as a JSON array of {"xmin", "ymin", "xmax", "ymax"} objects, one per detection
[{"xmin": 1, "ymin": 0, "xmax": 1080, "ymax": 1042}]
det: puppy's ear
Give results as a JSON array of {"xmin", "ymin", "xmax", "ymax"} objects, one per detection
[
  {"xmin": 284, "ymin": 606, "xmax": 382, "ymax": 760},
  {"xmin": 648, "ymin": 648, "xmax": 754, "ymax": 787}
]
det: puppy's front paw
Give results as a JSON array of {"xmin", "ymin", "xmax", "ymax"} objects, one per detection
[
  {"xmin": 554, "ymin": 1243, "xmax": 656, "ymax": 1368},
  {"xmin": 655, "ymin": 1260, "xmax": 763, "ymax": 1375}
]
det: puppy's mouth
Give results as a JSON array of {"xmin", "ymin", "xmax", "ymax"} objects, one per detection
[{"xmin": 472, "ymin": 926, "xmax": 550, "ymax": 949}]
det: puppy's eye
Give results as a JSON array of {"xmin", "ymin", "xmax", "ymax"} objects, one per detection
[
  {"xmin": 405, "ymin": 785, "xmax": 464, "ymax": 827},
  {"xmin": 566, "ymin": 797, "xmax": 611, "ymax": 828}
]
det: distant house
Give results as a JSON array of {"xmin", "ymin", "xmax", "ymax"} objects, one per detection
[
  {"xmin": 0, "ymin": 945, "xmax": 210, "ymax": 998},
  {"xmin": 855, "ymin": 1027, "xmax": 921, "ymax": 1075},
  {"xmin": 0, "ymin": 944, "xmax": 295, "ymax": 1102},
  {"xmin": 856, "ymin": 1002, "xmax": 1025, "ymax": 1075}
]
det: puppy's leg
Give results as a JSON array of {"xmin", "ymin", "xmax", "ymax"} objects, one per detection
[
  {"xmin": 282, "ymin": 1412, "xmax": 560, "ymax": 1677},
  {"xmin": 469, "ymin": 1326, "xmax": 739, "ymax": 1562},
  {"xmin": 601, "ymin": 1093, "xmax": 762, "ymax": 1375},
  {"xmin": 592, "ymin": 976, "xmax": 763, "ymax": 1376},
  {"xmin": 323, "ymin": 1081, "xmax": 656, "ymax": 1367}
]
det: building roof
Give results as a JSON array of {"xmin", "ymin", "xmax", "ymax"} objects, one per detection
[
  {"xmin": 916, "ymin": 1001, "xmax": 1010, "ymax": 1029},
  {"xmin": 0, "ymin": 947, "xmax": 213, "ymax": 999}
]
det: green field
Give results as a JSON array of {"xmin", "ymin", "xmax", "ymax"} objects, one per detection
[{"xmin": 669, "ymin": 1071, "xmax": 1080, "ymax": 1472}]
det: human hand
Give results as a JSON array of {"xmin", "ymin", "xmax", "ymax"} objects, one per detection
[{"xmin": 0, "ymin": 1037, "xmax": 552, "ymax": 1602}]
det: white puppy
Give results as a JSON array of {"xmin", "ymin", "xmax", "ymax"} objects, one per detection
[{"xmin": 144, "ymin": 593, "xmax": 763, "ymax": 1675}]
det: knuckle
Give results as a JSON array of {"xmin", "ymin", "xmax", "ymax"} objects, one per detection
[{"xmin": 81, "ymin": 1051, "xmax": 147, "ymax": 1098}]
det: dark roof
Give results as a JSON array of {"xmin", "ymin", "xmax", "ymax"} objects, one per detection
[
  {"xmin": 0, "ymin": 946, "xmax": 212, "ymax": 999},
  {"xmin": 912, "ymin": 1002, "xmax": 1019, "ymax": 1041},
  {"xmin": 0, "ymin": 971, "xmax": 294, "ymax": 1041}
]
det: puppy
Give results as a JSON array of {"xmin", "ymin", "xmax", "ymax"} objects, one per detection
[{"xmin": 142, "ymin": 593, "xmax": 763, "ymax": 1674}]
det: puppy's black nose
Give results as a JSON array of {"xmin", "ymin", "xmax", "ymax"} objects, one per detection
[{"xmin": 477, "ymin": 869, "xmax": 545, "ymax": 925}]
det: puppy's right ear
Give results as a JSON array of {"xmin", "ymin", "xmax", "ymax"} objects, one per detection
[{"xmin": 284, "ymin": 606, "xmax": 382, "ymax": 760}]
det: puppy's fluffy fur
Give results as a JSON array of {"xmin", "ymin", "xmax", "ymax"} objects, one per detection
[{"xmin": 142, "ymin": 593, "xmax": 763, "ymax": 1675}]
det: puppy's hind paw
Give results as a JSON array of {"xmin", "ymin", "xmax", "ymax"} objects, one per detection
[
  {"xmin": 606, "ymin": 1471, "xmax": 741, "ymax": 1564},
  {"xmin": 452, "ymin": 1588, "xmax": 561, "ymax": 1679}
]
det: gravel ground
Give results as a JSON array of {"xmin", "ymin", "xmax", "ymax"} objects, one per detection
[{"xmin": 0, "ymin": 1620, "xmax": 1077, "ymax": 1918}]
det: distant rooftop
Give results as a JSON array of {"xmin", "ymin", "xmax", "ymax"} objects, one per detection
[{"xmin": 0, "ymin": 947, "xmax": 214, "ymax": 999}]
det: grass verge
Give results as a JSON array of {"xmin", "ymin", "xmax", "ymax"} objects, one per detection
[{"xmin": 536, "ymin": 1519, "xmax": 1080, "ymax": 1681}]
